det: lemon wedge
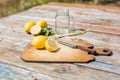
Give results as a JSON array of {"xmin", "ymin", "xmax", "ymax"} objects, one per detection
[
  {"xmin": 45, "ymin": 39, "xmax": 58, "ymax": 52},
  {"xmin": 30, "ymin": 25, "xmax": 41, "ymax": 35}
]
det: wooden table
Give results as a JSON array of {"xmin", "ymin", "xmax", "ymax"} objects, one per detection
[{"xmin": 0, "ymin": 2, "xmax": 120, "ymax": 80}]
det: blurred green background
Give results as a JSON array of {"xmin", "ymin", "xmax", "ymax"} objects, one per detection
[{"xmin": 0, "ymin": 0, "xmax": 119, "ymax": 18}]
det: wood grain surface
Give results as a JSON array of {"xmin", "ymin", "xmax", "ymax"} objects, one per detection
[
  {"xmin": 21, "ymin": 42, "xmax": 94, "ymax": 62},
  {"xmin": 0, "ymin": 2, "xmax": 120, "ymax": 80}
]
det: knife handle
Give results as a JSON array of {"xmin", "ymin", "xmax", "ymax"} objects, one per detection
[{"xmin": 75, "ymin": 45, "xmax": 95, "ymax": 54}]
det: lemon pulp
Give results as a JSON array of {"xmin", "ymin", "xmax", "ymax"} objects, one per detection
[
  {"xmin": 45, "ymin": 39, "xmax": 58, "ymax": 52},
  {"xmin": 30, "ymin": 25, "xmax": 41, "ymax": 35}
]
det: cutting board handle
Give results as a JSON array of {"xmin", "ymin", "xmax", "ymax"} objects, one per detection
[
  {"xmin": 75, "ymin": 45, "xmax": 95, "ymax": 54},
  {"xmin": 75, "ymin": 45, "xmax": 112, "ymax": 56}
]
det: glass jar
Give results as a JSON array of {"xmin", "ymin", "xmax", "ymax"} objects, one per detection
[{"xmin": 55, "ymin": 9, "xmax": 74, "ymax": 35}]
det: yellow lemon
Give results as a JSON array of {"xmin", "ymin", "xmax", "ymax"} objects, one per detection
[
  {"xmin": 24, "ymin": 22, "xmax": 35, "ymax": 33},
  {"xmin": 36, "ymin": 20, "xmax": 48, "ymax": 28},
  {"xmin": 45, "ymin": 39, "xmax": 58, "ymax": 52},
  {"xmin": 31, "ymin": 36, "xmax": 47, "ymax": 49},
  {"xmin": 30, "ymin": 25, "xmax": 41, "ymax": 35}
]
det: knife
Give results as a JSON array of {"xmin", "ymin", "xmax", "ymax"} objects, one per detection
[{"xmin": 57, "ymin": 40, "xmax": 112, "ymax": 56}]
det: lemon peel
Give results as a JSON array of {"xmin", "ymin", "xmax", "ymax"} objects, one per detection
[
  {"xmin": 24, "ymin": 22, "xmax": 35, "ymax": 33},
  {"xmin": 31, "ymin": 36, "xmax": 47, "ymax": 49}
]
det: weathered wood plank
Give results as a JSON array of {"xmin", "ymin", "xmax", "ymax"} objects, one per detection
[
  {"xmin": 0, "ymin": 18, "xmax": 120, "ymax": 79},
  {"xmin": 1, "ymin": 4, "xmax": 120, "ymax": 35},
  {"xmin": 0, "ymin": 55, "xmax": 120, "ymax": 80},
  {"xmin": 1, "ymin": 19, "xmax": 120, "ymax": 79},
  {"xmin": 0, "ymin": 4, "xmax": 120, "ymax": 66},
  {"xmin": 0, "ymin": 2, "xmax": 120, "ymax": 80},
  {"xmin": 0, "ymin": 60, "xmax": 63, "ymax": 80}
]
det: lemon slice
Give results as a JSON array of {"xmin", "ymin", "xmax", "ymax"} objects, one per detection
[
  {"xmin": 30, "ymin": 25, "xmax": 41, "ymax": 35},
  {"xmin": 45, "ymin": 39, "xmax": 58, "ymax": 52}
]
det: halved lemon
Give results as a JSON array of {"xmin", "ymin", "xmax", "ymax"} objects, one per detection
[
  {"xmin": 24, "ymin": 22, "xmax": 35, "ymax": 34},
  {"xmin": 45, "ymin": 39, "xmax": 58, "ymax": 52},
  {"xmin": 30, "ymin": 25, "xmax": 41, "ymax": 35}
]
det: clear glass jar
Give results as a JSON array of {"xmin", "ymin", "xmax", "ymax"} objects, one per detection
[{"xmin": 55, "ymin": 9, "xmax": 74, "ymax": 35}]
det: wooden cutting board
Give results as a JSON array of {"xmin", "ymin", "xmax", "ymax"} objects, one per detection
[{"xmin": 21, "ymin": 40, "xmax": 95, "ymax": 63}]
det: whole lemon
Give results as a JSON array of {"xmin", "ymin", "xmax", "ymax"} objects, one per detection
[
  {"xmin": 31, "ymin": 35, "xmax": 47, "ymax": 49},
  {"xmin": 24, "ymin": 22, "xmax": 35, "ymax": 33},
  {"xmin": 36, "ymin": 20, "xmax": 48, "ymax": 28}
]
